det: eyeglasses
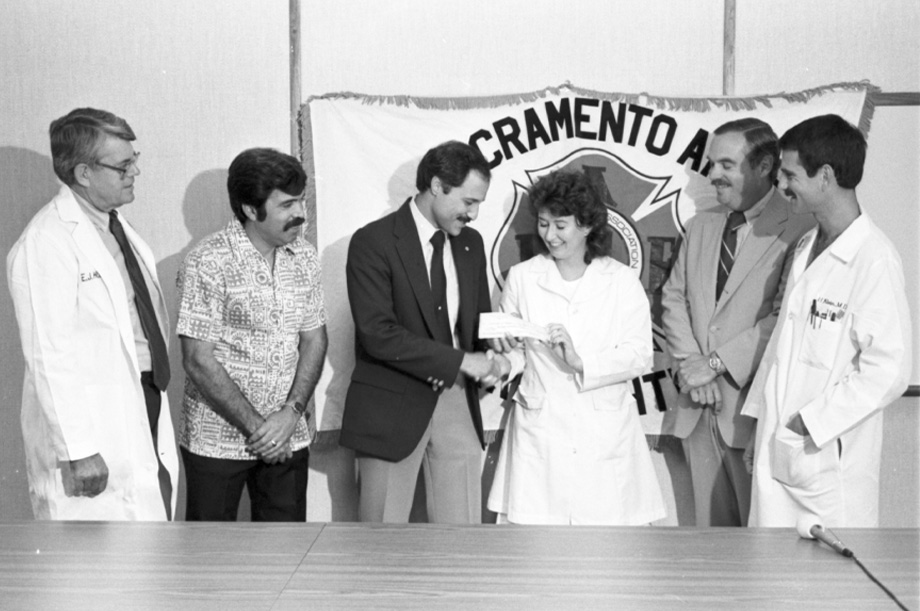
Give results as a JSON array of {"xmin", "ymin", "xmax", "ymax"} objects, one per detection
[{"xmin": 94, "ymin": 152, "xmax": 141, "ymax": 178}]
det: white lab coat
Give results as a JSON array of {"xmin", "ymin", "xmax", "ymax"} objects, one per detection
[
  {"xmin": 743, "ymin": 214, "xmax": 911, "ymax": 527},
  {"xmin": 7, "ymin": 185, "xmax": 179, "ymax": 520},
  {"xmin": 487, "ymin": 254, "xmax": 666, "ymax": 525}
]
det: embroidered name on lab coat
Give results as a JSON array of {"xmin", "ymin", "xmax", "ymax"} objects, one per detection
[{"xmin": 80, "ymin": 271, "xmax": 102, "ymax": 282}]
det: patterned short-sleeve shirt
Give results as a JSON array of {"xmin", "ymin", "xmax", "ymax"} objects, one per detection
[{"xmin": 176, "ymin": 220, "xmax": 326, "ymax": 459}]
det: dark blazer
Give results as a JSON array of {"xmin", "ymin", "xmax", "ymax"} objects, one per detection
[{"xmin": 340, "ymin": 199, "xmax": 491, "ymax": 461}]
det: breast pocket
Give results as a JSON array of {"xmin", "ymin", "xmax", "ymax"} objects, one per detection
[{"xmin": 798, "ymin": 308, "xmax": 849, "ymax": 370}]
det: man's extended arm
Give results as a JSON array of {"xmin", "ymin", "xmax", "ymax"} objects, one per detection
[{"xmin": 346, "ymin": 226, "xmax": 499, "ymax": 386}]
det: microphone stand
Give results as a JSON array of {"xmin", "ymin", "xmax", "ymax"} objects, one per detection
[{"xmin": 811, "ymin": 525, "xmax": 910, "ymax": 611}]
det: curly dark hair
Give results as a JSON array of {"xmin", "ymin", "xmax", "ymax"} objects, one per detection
[{"xmin": 527, "ymin": 170, "xmax": 612, "ymax": 263}]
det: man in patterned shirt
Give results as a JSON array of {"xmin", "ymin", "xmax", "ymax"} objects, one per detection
[{"xmin": 177, "ymin": 148, "xmax": 327, "ymax": 521}]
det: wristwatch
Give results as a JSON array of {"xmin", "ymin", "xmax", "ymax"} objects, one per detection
[
  {"xmin": 708, "ymin": 352, "xmax": 725, "ymax": 375},
  {"xmin": 285, "ymin": 400, "xmax": 307, "ymax": 415}
]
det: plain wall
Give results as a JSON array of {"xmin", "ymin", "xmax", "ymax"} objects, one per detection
[
  {"xmin": 0, "ymin": 1, "xmax": 290, "ymax": 520},
  {"xmin": 1, "ymin": 0, "xmax": 917, "ymax": 525}
]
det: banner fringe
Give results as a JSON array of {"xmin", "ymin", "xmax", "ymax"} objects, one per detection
[
  {"xmin": 297, "ymin": 104, "xmax": 318, "ymax": 245},
  {"xmin": 860, "ymin": 82, "xmax": 882, "ymax": 138},
  {"xmin": 304, "ymin": 80, "xmax": 874, "ymax": 117}
]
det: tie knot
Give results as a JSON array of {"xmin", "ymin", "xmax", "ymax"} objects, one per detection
[
  {"xmin": 728, "ymin": 211, "xmax": 746, "ymax": 231},
  {"xmin": 430, "ymin": 230, "xmax": 445, "ymax": 250}
]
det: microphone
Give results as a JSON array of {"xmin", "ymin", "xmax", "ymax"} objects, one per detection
[
  {"xmin": 795, "ymin": 515, "xmax": 853, "ymax": 558},
  {"xmin": 795, "ymin": 515, "xmax": 910, "ymax": 610}
]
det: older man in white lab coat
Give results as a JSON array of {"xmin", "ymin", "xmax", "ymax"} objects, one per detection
[
  {"xmin": 7, "ymin": 108, "xmax": 178, "ymax": 520},
  {"xmin": 743, "ymin": 115, "xmax": 911, "ymax": 528}
]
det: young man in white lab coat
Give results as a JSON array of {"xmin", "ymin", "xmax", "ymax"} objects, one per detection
[
  {"xmin": 7, "ymin": 108, "xmax": 178, "ymax": 520},
  {"xmin": 742, "ymin": 114, "xmax": 912, "ymax": 527}
]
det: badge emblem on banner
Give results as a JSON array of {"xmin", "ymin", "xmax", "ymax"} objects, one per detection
[{"xmin": 490, "ymin": 148, "xmax": 684, "ymax": 419}]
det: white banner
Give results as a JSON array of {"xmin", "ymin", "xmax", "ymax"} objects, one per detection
[{"xmin": 302, "ymin": 82, "xmax": 874, "ymax": 441}]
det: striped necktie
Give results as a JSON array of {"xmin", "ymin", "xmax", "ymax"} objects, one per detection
[{"xmin": 716, "ymin": 210, "xmax": 746, "ymax": 301}]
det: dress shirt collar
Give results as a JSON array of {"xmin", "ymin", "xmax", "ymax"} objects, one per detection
[
  {"xmin": 227, "ymin": 218, "xmax": 297, "ymax": 262},
  {"xmin": 71, "ymin": 187, "xmax": 114, "ymax": 231},
  {"xmin": 411, "ymin": 195, "xmax": 443, "ymax": 248},
  {"xmin": 825, "ymin": 211, "xmax": 869, "ymax": 264}
]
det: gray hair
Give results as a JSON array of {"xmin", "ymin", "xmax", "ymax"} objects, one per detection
[{"xmin": 49, "ymin": 108, "xmax": 135, "ymax": 185}]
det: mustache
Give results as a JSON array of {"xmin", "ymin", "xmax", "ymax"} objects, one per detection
[
  {"xmin": 284, "ymin": 217, "xmax": 305, "ymax": 231},
  {"xmin": 458, "ymin": 215, "xmax": 472, "ymax": 224}
]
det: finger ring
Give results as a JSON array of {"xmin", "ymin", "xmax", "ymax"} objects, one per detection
[{"xmin": 270, "ymin": 440, "xmax": 277, "ymax": 446}]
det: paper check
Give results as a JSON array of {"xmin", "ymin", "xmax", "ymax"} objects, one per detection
[{"xmin": 478, "ymin": 312, "xmax": 549, "ymax": 342}]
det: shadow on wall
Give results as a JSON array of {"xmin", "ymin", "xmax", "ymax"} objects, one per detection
[
  {"xmin": 156, "ymin": 168, "xmax": 230, "ymax": 521},
  {"xmin": 0, "ymin": 147, "xmax": 62, "ymax": 520}
]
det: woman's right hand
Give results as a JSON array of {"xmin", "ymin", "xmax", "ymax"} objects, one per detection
[{"xmin": 545, "ymin": 323, "xmax": 583, "ymax": 373}]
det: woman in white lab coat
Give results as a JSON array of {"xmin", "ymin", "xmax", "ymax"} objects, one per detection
[{"xmin": 487, "ymin": 170, "xmax": 665, "ymax": 525}]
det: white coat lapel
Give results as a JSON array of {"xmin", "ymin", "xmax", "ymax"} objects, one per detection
[
  {"xmin": 533, "ymin": 255, "xmax": 572, "ymax": 300},
  {"xmin": 56, "ymin": 190, "xmax": 138, "ymax": 372}
]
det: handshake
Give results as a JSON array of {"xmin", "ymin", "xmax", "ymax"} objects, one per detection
[
  {"xmin": 427, "ymin": 349, "xmax": 511, "ymax": 392},
  {"xmin": 466, "ymin": 349, "xmax": 512, "ymax": 389}
]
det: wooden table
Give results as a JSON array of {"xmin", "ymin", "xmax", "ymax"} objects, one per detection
[{"xmin": 0, "ymin": 522, "xmax": 916, "ymax": 610}]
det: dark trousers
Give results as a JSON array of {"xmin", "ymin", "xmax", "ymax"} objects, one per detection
[
  {"xmin": 140, "ymin": 371, "xmax": 173, "ymax": 520},
  {"xmin": 181, "ymin": 446, "xmax": 310, "ymax": 521}
]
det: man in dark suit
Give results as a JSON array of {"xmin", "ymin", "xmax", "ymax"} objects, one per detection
[
  {"xmin": 341, "ymin": 141, "xmax": 509, "ymax": 523},
  {"xmin": 662, "ymin": 118, "xmax": 814, "ymax": 526}
]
